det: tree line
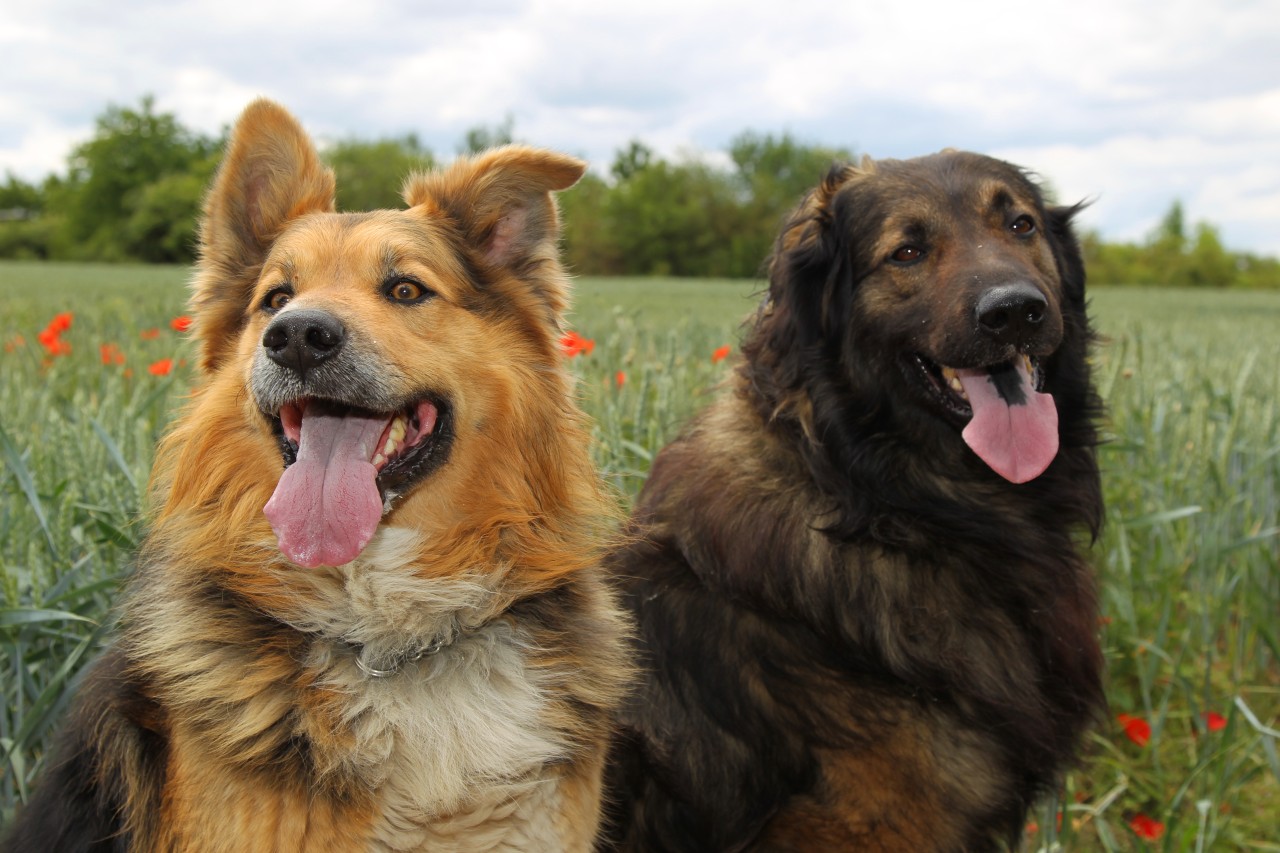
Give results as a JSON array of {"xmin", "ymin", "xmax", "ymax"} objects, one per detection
[{"xmin": 1, "ymin": 98, "xmax": 1275, "ymax": 287}]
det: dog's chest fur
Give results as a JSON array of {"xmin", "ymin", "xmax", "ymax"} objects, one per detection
[
  {"xmin": 302, "ymin": 529, "xmax": 574, "ymax": 848},
  {"xmin": 136, "ymin": 528, "xmax": 575, "ymax": 851}
]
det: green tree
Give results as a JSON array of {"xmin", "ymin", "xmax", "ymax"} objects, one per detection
[
  {"xmin": 610, "ymin": 140, "xmax": 654, "ymax": 182},
  {"xmin": 559, "ymin": 171, "xmax": 616, "ymax": 274},
  {"xmin": 457, "ymin": 115, "xmax": 515, "ymax": 155},
  {"xmin": 0, "ymin": 173, "xmax": 43, "ymax": 214},
  {"xmin": 728, "ymin": 131, "xmax": 853, "ymax": 276},
  {"xmin": 603, "ymin": 157, "xmax": 742, "ymax": 276},
  {"xmin": 1147, "ymin": 199, "xmax": 1188, "ymax": 285},
  {"xmin": 122, "ymin": 168, "xmax": 215, "ymax": 263},
  {"xmin": 1185, "ymin": 223, "xmax": 1234, "ymax": 288},
  {"xmin": 59, "ymin": 96, "xmax": 218, "ymax": 260},
  {"xmin": 326, "ymin": 136, "xmax": 435, "ymax": 211}
]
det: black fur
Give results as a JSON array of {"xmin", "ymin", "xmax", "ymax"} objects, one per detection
[
  {"xmin": 602, "ymin": 151, "xmax": 1105, "ymax": 852},
  {"xmin": 2, "ymin": 649, "xmax": 163, "ymax": 852}
]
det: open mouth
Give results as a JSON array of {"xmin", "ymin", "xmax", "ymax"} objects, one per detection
[
  {"xmin": 262, "ymin": 396, "xmax": 453, "ymax": 568},
  {"xmin": 904, "ymin": 353, "xmax": 1059, "ymax": 484},
  {"xmin": 908, "ymin": 353, "xmax": 1044, "ymax": 424},
  {"xmin": 273, "ymin": 397, "xmax": 451, "ymax": 495}
]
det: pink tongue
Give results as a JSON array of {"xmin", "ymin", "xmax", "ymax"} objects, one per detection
[
  {"xmin": 264, "ymin": 405, "xmax": 388, "ymax": 567},
  {"xmin": 957, "ymin": 365, "xmax": 1059, "ymax": 484}
]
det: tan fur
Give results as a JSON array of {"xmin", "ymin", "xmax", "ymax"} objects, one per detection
[{"xmin": 8, "ymin": 99, "xmax": 631, "ymax": 852}]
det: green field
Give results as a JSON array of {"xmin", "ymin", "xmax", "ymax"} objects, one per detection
[{"xmin": 1, "ymin": 261, "xmax": 1278, "ymax": 850}]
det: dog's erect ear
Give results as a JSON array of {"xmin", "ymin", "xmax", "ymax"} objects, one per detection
[
  {"xmin": 1047, "ymin": 201, "xmax": 1089, "ymax": 305},
  {"xmin": 403, "ymin": 146, "xmax": 585, "ymax": 270},
  {"xmin": 191, "ymin": 99, "xmax": 335, "ymax": 373}
]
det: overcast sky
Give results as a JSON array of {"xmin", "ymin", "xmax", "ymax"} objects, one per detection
[{"xmin": 2, "ymin": 0, "xmax": 1277, "ymax": 255}]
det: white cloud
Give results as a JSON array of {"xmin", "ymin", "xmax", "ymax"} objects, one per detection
[
  {"xmin": 996, "ymin": 133, "xmax": 1280, "ymax": 255},
  {"xmin": 0, "ymin": 0, "xmax": 1277, "ymax": 255}
]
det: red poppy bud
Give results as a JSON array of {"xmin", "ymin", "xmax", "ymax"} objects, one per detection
[
  {"xmin": 1128, "ymin": 813, "xmax": 1164, "ymax": 841},
  {"xmin": 1116, "ymin": 713, "xmax": 1151, "ymax": 747}
]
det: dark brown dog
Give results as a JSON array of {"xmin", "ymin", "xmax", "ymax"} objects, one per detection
[{"xmin": 603, "ymin": 151, "xmax": 1104, "ymax": 852}]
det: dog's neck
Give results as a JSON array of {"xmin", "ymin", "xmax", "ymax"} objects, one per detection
[
  {"xmin": 272, "ymin": 526, "xmax": 517, "ymax": 676},
  {"xmin": 345, "ymin": 625, "xmax": 458, "ymax": 678}
]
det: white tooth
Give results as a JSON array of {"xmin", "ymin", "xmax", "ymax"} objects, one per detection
[
  {"xmin": 949, "ymin": 376, "xmax": 964, "ymax": 393},
  {"xmin": 383, "ymin": 437, "xmax": 398, "ymax": 456},
  {"xmin": 389, "ymin": 417, "xmax": 406, "ymax": 442},
  {"xmin": 373, "ymin": 453, "xmax": 386, "ymax": 467}
]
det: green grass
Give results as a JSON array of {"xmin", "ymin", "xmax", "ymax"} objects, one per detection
[{"xmin": 1, "ymin": 261, "xmax": 1277, "ymax": 849}]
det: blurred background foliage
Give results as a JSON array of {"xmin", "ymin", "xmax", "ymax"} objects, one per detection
[{"xmin": 1, "ymin": 96, "xmax": 1276, "ymax": 288}]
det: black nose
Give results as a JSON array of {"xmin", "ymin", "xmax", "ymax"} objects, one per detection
[
  {"xmin": 975, "ymin": 283, "xmax": 1047, "ymax": 347},
  {"xmin": 262, "ymin": 309, "xmax": 346, "ymax": 376}
]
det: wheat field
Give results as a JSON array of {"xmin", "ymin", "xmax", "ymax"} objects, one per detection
[{"xmin": 1, "ymin": 261, "xmax": 1277, "ymax": 849}]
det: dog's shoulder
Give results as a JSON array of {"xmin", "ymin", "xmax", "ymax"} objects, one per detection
[{"xmin": 3, "ymin": 647, "xmax": 166, "ymax": 852}]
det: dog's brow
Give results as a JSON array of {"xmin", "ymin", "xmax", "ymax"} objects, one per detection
[
  {"xmin": 380, "ymin": 248, "xmax": 402, "ymax": 280},
  {"xmin": 990, "ymin": 187, "xmax": 1016, "ymax": 211},
  {"xmin": 262, "ymin": 256, "xmax": 297, "ymax": 285}
]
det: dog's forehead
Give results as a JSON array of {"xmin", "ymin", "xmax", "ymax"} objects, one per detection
[
  {"xmin": 879, "ymin": 154, "xmax": 1037, "ymax": 205},
  {"xmin": 261, "ymin": 210, "xmax": 470, "ymax": 287},
  {"xmin": 848, "ymin": 153, "xmax": 1043, "ymax": 238}
]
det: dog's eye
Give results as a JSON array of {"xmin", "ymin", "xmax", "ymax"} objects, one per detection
[
  {"xmin": 385, "ymin": 278, "xmax": 432, "ymax": 304},
  {"xmin": 890, "ymin": 245, "xmax": 925, "ymax": 264},
  {"xmin": 264, "ymin": 288, "xmax": 293, "ymax": 312},
  {"xmin": 1010, "ymin": 215, "xmax": 1037, "ymax": 235}
]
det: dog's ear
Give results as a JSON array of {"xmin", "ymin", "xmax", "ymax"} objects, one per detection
[
  {"xmin": 403, "ymin": 146, "xmax": 584, "ymax": 270},
  {"xmin": 191, "ymin": 99, "xmax": 335, "ymax": 373},
  {"xmin": 1046, "ymin": 201, "xmax": 1089, "ymax": 305},
  {"xmin": 764, "ymin": 161, "xmax": 868, "ymax": 347}
]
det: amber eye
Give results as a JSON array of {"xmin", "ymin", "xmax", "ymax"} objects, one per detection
[
  {"xmin": 264, "ymin": 288, "xmax": 293, "ymax": 312},
  {"xmin": 891, "ymin": 245, "xmax": 925, "ymax": 264},
  {"xmin": 391, "ymin": 281, "xmax": 422, "ymax": 301},
  {"xmin": 1010, "ymin": 215, "xmax": 1037, "ymax": 235},
  {"xmin": 385, "ymin": 277, "xmax": 432, "ymax": 304}
]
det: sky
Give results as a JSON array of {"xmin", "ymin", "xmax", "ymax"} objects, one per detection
[{"xmin": 2, "ymin": 0, "xmax": 1278, "ymax": 255}]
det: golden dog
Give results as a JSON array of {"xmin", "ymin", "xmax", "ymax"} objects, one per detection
[{"xmin": 4, "ymin": 100, "xmax": 630, "ymax": 852}]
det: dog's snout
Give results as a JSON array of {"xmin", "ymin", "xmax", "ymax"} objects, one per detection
[
  {"xmin": 263, "ymin": 309, "xmax": 346, "ymax": 375},
  {"xmin": 975, "ymin": 283, "xmax": 1047, "ymax": 347}
]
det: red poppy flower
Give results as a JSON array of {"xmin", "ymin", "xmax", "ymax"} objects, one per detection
[
  {"xmin": 37, "ymin": 314, "xmax": 74, "ymax": 357},
  {"xmin": 711, "ymin": 344, "xmax": 731, "ymax": 363},
  {"xmin": 148, "ymin": 358, "xmax": 174, "ymax": 376},
  {"xmin": 170, "ymin": 316, "xmax": 193, "ymax": 332},
  {"xmin": 4, "ymin": 334, "xmax": 25, "ymax": 353},
  {"xmin": 560, "ymin": 330, "xmax": 595, "ymax": 358},
  {"xmin": 100, "ymin": 343, "xmax": 126, "ymax": 366},
  {"xmin": 38, "ymin": 329, "xmax": 71, "ymax": 357},
  {"xmin": 1117, "ymin": 714, "xmax": 1151, "ymax": 747},
  {"xmin": 140, "ymin": 328, "xmax": 161, "ymax": 340},
  {"xmin": 1202, "ymin": 711, "xmax": 1227, "ymax": 732},
  {"xmin": 1128, "ymin": 813, "xmax": 1164, "ymax": 841},
  {"xmin": 615, "ymin": 371, "xmax": 627, "ymax": 388}
]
